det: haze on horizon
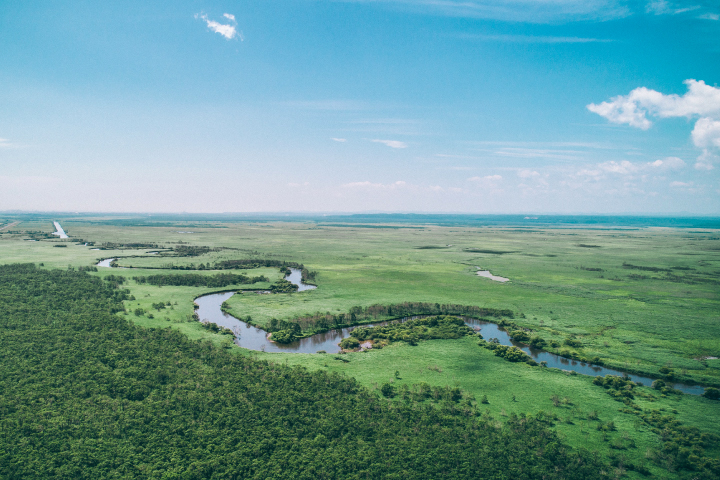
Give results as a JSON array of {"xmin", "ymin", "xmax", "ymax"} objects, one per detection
[{"xmin": 1, "ymin": 1, "xmax": 719, "ymax": 214}]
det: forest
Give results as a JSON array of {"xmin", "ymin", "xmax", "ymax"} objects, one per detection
[{"xmin": 0, "ymin": 264, "xmax": 611, "ymax": 479}]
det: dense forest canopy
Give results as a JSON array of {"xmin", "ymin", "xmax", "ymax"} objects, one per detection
[{"xmin": 0, "ymin": 264, "xmax": 610, "ymax": 479}]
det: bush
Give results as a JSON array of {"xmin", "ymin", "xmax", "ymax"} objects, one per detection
[
  {"xmin": 380, "ymin": 383, "xmax": 395, "ymax": 398},
  {"xmin": 271, "ymin": 329, "xmax": 297, "ymax": 344},
  {"xmin": 563, "ymin": 338, "xmax": 582, "ymax": 348},
  {"xmin": 485, "ymin": 344, "xmax": 531, "ymax": 363},
  {"xmin": 509, "ymin": 330, "xmax": 530, "ymax": 342},
  {"xmin": 339, "ymin": 337, "xmax": 360, "ymax": 350},
  {"xmin": 704, "ymin": 387, "xmax": 720, "ymax": 400}
]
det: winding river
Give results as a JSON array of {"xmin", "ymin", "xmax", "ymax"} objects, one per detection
[
  {"xmin": 194, "ymin": 270, "xmax": 704, "ymax": 394},
  {"xmin": 97, "ymin": 258, "xmax": 705, "ymax": 394}
]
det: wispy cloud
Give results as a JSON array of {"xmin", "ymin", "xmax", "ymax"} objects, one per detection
[
  {"xmin": 0, "ymin": 138, "xmax": 14, "ymax": 148},
  {"xmin": 338, "ymin": 0, "xmax": 631, "ymax": 23},
  {"xmin": 697, "ymin": 12, "xmax": 719, "ymax": 20},
  {"xmin": 331, "ymin": 138, "xmax": 347, "ymax": 142},
  {"xmin": 646, "ymin": 0, "xmax": 702, "ymax": 15},
  {"xmin": 649, "ymin": 157, "xmax": 686, "ymax": 170},
  {"xmin": 670, "ymin": 180, "xmax": 693, "ymax": 187},
  {"xmin": 517, "ymin": 169, "xmax": 541, "ymax": 178},
  {"xmin": 468, "ymin": 174, "xmax": 502, "ymax": 182},
  {"xmin": 492, "ymin": 147, "xmax": 584, "ymax": 160},
  {"xmin": 342, "ymin": 180, "xmax": 407, "ymax": 189},
  {"xmin": 457, "ymin": 33, "xmax": 613, "ymax": 43},
  {"xmin": 371, "ymin": 139, "xmax": 408, "ymax": 149},
  {"xmin": 195, "ymin": 13, "xmax": 242, "ymax": 40},
  {"xmin": 283, "ymin": 100, "xmax": 370, "ymax": 111}
]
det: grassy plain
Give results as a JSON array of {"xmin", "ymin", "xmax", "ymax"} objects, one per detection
[{"xmin": 1, "ymin": 216, "xmax": 719, "ymax": 476}]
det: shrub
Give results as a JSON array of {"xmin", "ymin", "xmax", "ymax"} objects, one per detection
[
  {"xmin": 380, "ymin": 383, "xmax": 395, "ymax": 398},
  {"xmin": 563, "ymin": 338, "xmax": 582, "ymax": 348},
  {"xmin": 652, "ymin": 379, "xmax": 666, "ymax": 390},
  {"xmin": 271, "ymin": 329, "xmax": 297, "ymax": 344},
  {"xmin": 703, "ymin": 387, "xmax": 720, "ymax": 400},
  {"xmin": 339, "ymin": 337, "xmax": 360, "ymax": 350},
  {"xmin": 509, "ymin": 330, "xmax": 530, "ymax": 342}
]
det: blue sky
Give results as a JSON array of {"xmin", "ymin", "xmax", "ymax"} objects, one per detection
[{"xmin": 1, "ymin": 0, "xmax": 719, "ymax": 214}]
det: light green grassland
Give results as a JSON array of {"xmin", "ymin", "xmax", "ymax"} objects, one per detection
[{"xmin": 1, "ymin": 217, "xmax": 719, "ymax": 475}]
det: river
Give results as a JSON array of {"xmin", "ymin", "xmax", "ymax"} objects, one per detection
[
  {"xmin": 52, "ymin": 221, "xmax": 69, "ymax": 239},
  {"xmin": 193, "ymin": 270, "xmax": 704, "ymax": 394},
  {"xmin": 95, "ymin": 260, "xmax": 701, "ymax": 394}
]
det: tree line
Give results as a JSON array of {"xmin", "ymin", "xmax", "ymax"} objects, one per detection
[
  {"xmin": 275, "ymin": 302, "xmax": 514, "ymax": 336},
  {"xmin": 133, "ymin": 273, "xmax": 269, "ymax": 287}
]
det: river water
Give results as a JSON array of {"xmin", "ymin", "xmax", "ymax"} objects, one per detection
[
  {"xmin": 97, "ymin": 258, "xmax": 118, "ymax": 268},
  {"xmin": 194, "ymin": 269, "xmax": 704, "ymax": 394},
  {"xmin": 95, "ymin": 260, "xmax": 701, "ymax": 394},
  {"xmin": 52, "ymin": 221, "xmax": 69, "ymax": 239}
]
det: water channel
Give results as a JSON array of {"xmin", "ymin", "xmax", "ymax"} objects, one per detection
[
  {"xmin": 194, "ymin": 269, "xmax": 704, "ymax": 394},
  {"xmin": 95, "ymin": 258, "xmax": 705, "ymax": 394},
  {"xmin": 52, "ymin": 221, "xmax": 69, "ymax": 239}
]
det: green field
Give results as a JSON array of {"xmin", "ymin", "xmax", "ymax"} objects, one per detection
[{"xmin": 2, "ymin": 215, "xmax": 719, "ymax": 477}]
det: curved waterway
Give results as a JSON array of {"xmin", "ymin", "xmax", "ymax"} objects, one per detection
[
  {"xmin": 196, "ymin": 293, "xmax": 704, "ymax": 393},
  {"xmin": 97, "ymin": 258, "xmax": 121, "ymax": 268},
  {"xmin": 84, "ymin": 261, "xmax": 689, "ymax": 394},
  {"xmin": 464, "ymin": 319, "xmax": 704, "ymax": 395}
]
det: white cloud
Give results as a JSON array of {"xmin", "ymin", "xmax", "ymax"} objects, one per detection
[
  {"xmin": 589, "ymin": 79, "xmax": 720, "ymax": 171},
  {"xmin": 331, "ymin": 138, "xmax": 347, "ymax": 142},
  {"xmin": 195, "ymin": 13, "xmax": 242, "ymax": 40},
  {"xmin": 587, "ymin": 80, "xmax": 720, "ymax": 129},
  {"xmin": 691, "ymin": 117, "xmax": 720, "ymax": 149},
  {"xmin": 670, "ymin": 181, "xmax": 694, "ymax": 187},
  {"xmin": 648, "ymin": 157, "xmax": 686, "ymax": 170},
  {"xmin": 695, "ymin": 150, "xmax": 718, "ymax": 170},
  {"xmin": 371, "ymin": 139, "xmax": 407, "ymax": 149},
  {"xmin": 0, "ymin": 138, "xmax": 12, "ymax": 148},
  {"xmin": 598, "ymin": 160, "xmax": 639, "ymax": 174}
]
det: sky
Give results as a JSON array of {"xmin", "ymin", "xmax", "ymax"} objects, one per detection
[{"xmin": 1, "ymin": 0, "xmax": 719, "ymax": 214}]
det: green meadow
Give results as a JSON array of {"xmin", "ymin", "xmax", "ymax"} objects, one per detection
[{"xmin": 1, "ymin": 216, "xmax": 719, "ymax": 477}]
